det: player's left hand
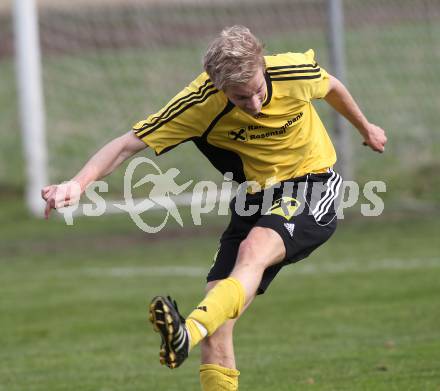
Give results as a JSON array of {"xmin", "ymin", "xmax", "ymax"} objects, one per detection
[
  {"xmin": 41, "ymin": 180, "xmax": 82, "ymax": 219},
  {"xmin": 362, "ymin": 123, "xmax": 387, "ymax": 153}
]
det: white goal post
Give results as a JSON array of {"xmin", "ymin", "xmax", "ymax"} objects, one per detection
[{"xmin": 13, "ymin": 0, "xmax": 48, "ymax": 217}]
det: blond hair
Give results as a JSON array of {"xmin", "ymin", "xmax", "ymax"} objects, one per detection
[{"xmin": 203, "ymin": 25, "xmax": 265, "ymax": 90}]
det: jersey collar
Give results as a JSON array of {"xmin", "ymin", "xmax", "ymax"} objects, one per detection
[{"xmin": 263, "ymin": 70, "xmax": 273, "ymax": 107}]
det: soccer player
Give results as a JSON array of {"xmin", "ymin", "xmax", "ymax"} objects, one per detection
[{"xmin": 43, "ymin": 26, "xmax": 387, "ymax": 391}]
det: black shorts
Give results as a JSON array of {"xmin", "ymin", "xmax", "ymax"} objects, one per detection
[{"xmin": 207, "ymin": 170, "xmax": 343, "ymax": 294}]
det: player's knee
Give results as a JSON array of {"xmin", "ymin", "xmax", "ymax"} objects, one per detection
[
  {"xmin": 237, "ymin": 238, "xmax": 263, "ymax": 269},
  {"xmin": 237, "ymin": 237, "xmax": 257, "ymax": 259},
  {"xmin": 237, "ymin": 227, "xmax": 280, "ymax": 268}
]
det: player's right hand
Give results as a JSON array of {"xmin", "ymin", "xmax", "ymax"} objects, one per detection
[
  {"xmin": 362, "ymin": 123, "xmax": 387, "ymax": 153},
  {"xmin": 41, "ymin": 181, "xmax": 82, "ymax": 219}
]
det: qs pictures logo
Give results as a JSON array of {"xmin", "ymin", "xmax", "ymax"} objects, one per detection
[{"xmin": 114, "ymin": 157, "xmax": 193, "ymax": 233}]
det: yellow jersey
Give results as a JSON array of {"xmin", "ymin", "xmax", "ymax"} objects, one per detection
[{"xmin": 133, "ymin": 49, "xmax": 337, "ymax": 188}]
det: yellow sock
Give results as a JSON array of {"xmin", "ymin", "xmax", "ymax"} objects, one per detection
[
  {"xmin": 186, "ymin": 277, "xmax": 245, "ymax": 348},
  {"xmin": 200, "ymin": 364, "xmax": 240, "ymax": 391}
]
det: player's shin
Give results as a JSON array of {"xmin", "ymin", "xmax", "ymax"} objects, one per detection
[{"xmin": 186, "ymin": 277, "xmax": 245, "ymax": 349}]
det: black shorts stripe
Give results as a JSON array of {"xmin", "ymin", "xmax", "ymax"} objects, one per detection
[
  {"xmin": 267, "ymin": 68, "xmax": 321, "ymax": 76},
  {"xmin": 135, "ymin": 80, "xmax": 215, "ymax": 133},
  {"xmin": 136, "ymin": 88, "xmax": 219, "ymax": 138},
  {"xmin": 270, "ymin": 74, "xmax": 322, "ymax": 81},
  {"xmin": 266, "ymin": 62, "xmax": 318, "ymax": 71},
  {"xmin": 314, "ymin": 174, "xmax": 342, "ymax": 222}
]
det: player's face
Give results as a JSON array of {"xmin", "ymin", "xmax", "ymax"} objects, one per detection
[{"xmin": 224, "ymin": 68, "xmax": 267, "ymax": 116}]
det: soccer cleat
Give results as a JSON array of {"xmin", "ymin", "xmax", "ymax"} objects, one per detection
[{"xmin": 149, "ymin": 295, "xmax": 189, "ymax": 369}]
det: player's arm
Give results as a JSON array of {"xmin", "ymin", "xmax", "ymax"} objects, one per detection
[
  {"xmin": 324, "ymin": 74, "xmax": 387, "ymax": 153},
  {"xmin": 42, "ymin": 131, "xmax": 146, "ymax": 218}
]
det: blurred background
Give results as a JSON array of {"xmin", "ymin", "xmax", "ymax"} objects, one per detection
[
  {"xmin": 1, "ymin": 1, "xmax": 439, "ymax": 390},
  {"xmin": 1, "ymin": 0, "xmax": 440, "ymax": 205}
]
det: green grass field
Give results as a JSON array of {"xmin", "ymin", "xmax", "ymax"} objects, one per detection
[{"xmin": 1, "ymin": 200, "xmax": 439, "ymax": 391}]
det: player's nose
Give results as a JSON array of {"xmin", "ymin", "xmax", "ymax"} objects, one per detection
[{"xmin": 247, "ymin": 95, "xmax": 261, "ymax": 112}]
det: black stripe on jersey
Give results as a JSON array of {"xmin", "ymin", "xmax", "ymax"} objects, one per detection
[
  {"xmin": 195, "ymin": 100, "xmax": 244, "ymax": 182},
  {"xmin": 267, "ymin": 67, "xmax": 321, "ymax": 76},
  {"xmin": 158, "ymin": 136, "xmax": 198, "ymax": 156},
  {"xmin": 158, "ymin": 100, "xmax": 234, "ymax": 155},
  {"xmin": 270, "ymin": 74, "xmax": 322, "ymax": 81},
  {"xmin": 263, "ymin": 71, "xmax": 273, "ymax": 106},
  {"xmin": 202, "ymin": 100, "xmax": 235, "ymax": 138},
  {"xmin": 148, "ymin": 79, "xmax": 213, "ymax": 124},
  {"xmin": 266, "ymin": 62, "xmax": 319, "ymax": 71},
  {"xmin": 136, "ymin": 81, "xmax": 215, "ymax": 134},
  {"xmin": 136, "ymin": 88, "xmax": 219, "ymax": 138},
  {"xmin": 135, "ymin": 79, "xmax": 215, "ymax": 134}
]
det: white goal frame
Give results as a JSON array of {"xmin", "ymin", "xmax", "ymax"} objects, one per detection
[{"xmin": 14, "ymin": 0, "xmax": 48, "ymax": 217}]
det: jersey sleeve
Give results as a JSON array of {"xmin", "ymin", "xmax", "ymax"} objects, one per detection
[
  {"xmin": 302, "ymin": 49, "xmax": 330, "ymax": 100},
  {"xmin": 268, "ymin": 49, "xmax": 330, "ymax": 102},
  {"xmin": 132, "ymin": 73, "xmax": 220, "ymax": 155}
]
